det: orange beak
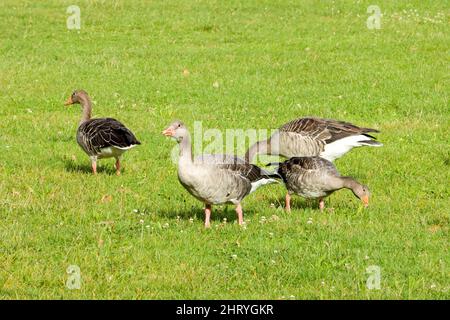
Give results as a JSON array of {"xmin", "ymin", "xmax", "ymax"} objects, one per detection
[
  {"xmin": 361, "ymin": 195, "xmax": 369, "ymax": 208},
  {"xmin": 162, "ymin": 127, "xmax": 175, "ymax": 137},
  {"xmin": 64, "ymin": 96, "xmax": 73, "ymax": 106}
]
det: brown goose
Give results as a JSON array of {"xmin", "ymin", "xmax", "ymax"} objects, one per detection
[
  {"xmin": 245, "ymin": 117, "xmax": 382, "ymax": 163},
  {"xmin": 162, "ymin": 120, "xmax": 277, "ymax": 227},
  {"xmin": 269, "ymin": 156, "xmax": 369, "ymax": 211},
  {"xmin": 64, "ymin": 90, "xmax": 141, "ymax": 175}
]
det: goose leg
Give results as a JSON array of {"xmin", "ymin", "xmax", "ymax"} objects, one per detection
[
  {"xmin": 204, "ymin": 204, "xmax": 212, "ymax": 228},
  {"xmin": 235, "ymin": 203, "xmax": 244, "ymax": 225},
  {"xmin": 319, "ymin": 198, "xmax": 325, "ymax": 211},
  {"xmin": 115, "ymin": 158, "xmax": 121, "ymax": 176},
  {"xmin": 91, "ymin": 160, "xmax": 97, "ymax": 175},
  {"xmin": 285, "ymin": 193, "xmax": 291, "ymax": 212}
]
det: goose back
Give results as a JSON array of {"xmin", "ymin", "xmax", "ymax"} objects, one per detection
[
  {"xmin": 276, "ymin": 117, "xmax": 381, "ymax": 161},
  {"xmin": 77, "ymin": 118, "xmax": 140, "ymax": 158},
  {"xmin": 276, "ymin": 156, "xmax": 340, "ymax": 199}
]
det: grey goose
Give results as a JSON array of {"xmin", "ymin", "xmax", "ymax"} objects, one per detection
[
  {"xmin": 65, "ymin": 90, "xmax": 140, "ymax": 175},
  {"xmin": 269, "ymin": 156, "xmax": 370, "ymax": 211},
  {"xmin": 163, "ymin": 120, "xmax": 277, "ymax": 227},
  {"xmin": 245, "ymin": 117, "xmax": 382, "ymax": 163}
]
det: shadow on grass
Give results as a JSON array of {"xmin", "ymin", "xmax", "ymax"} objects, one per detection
[
  {"xmin": 63, "ymin": 159, "xmax": 118, "ymax": 175},
  {"xmin": 267, "ymin": 195, "xmax": 319, "ymax": 211},
  {"xmin": 155, "ymin": 205, "xmax": 259, "ymax": 223}
]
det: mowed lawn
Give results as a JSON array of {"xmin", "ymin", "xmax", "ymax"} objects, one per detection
[{"xmin": 0, "ymin": 0, "xmax": 448, "ymax": 299}]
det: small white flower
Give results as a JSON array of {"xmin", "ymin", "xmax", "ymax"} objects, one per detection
[
  {"xmin": 139, "ymin": 219, "xmax": 144, "ymax": 224},
  {"xmin": 364, "ymin": 255, "xmax": 370, "ymax": 260},
  {"xmin": 189, "ymin": 218, "xmax": 194, "ymax": 223},
  {"xmin": 162, "ymin": 223, "xmax": 169, "ymax": 228},
  {"xmin": 231, "ymin": 254, "xmax": 237, "ymax": 260},
  {"xmin": 271, "ymin": 260, "xmax": 276, "ymax": 264},
  {"xmin": 133, "ymin": 209, "xmax": 139, "ymax": 213}
]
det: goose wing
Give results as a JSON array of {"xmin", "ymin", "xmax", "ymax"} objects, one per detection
[
  {"xmin": 218, "ymin": 163, "xmax": 273, "ymax": 183},
  {"xmin": 78, "ymin": 118, "xmax": 140, "ymax": 154},
  {"xmin": 274, "ymin": 156, "xmax": 338, "ymax": 184},
  {"xmin": 279, "ymin": 117, "xmax": 379, "ymax": 143}
]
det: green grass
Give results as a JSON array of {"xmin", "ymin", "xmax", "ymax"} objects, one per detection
[{"xmin": 0, "ymin": 0, "xmax": 448, "ymax": 299}]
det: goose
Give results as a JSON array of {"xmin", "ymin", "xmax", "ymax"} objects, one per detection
[
  {"xmin": 245, "ymin": 117, "xmax": 382, "ymax": 163},
  {"xmin": 162, "ymin": 120, "xmax": 277, "ymax": 227},
  {"xmin": 268, "ymin": 156, "xmax": 369, "ymax": 211},
  {"xmin": 64, "ymin": 90, "xmax": 141, "ymax": 175}
]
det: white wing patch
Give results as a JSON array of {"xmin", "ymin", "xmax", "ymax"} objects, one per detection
[
  {"xmin": 321, "ymin": 135, "xmax": 380, "ymax": 162},
  {"xmin": 249, "ymin": 178, "xmax": 278, "ymax": 194}
]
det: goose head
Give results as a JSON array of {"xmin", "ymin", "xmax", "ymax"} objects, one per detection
[
  {"xmin": 162, "ymin": 120, "xmax": 189, "ymax": 143},
  {"xmin": 64, "ymin": 89, "xmax": 90, "ymax": 106},
  {"xmin": 351, "ymin": 183, "xmax": 370, "ymax": 207}
]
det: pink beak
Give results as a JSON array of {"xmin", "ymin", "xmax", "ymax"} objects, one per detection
[{"xmin": 162, "ymin": 128, "xmax": 175, "ymax": 137}]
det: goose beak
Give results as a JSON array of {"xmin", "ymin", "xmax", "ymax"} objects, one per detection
[
  {"xmin": 64, "ymin": 97, "xmax": 73, "ymax": 106},
  {"xmin": 361, "ymin": 195, "xmax": 369, "ymax": 208},
  {"xmin": 162, "ymin": 128, "xmax": 175, "ymax": 137}
]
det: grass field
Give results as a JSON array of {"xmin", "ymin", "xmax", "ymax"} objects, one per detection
[{"xmin": 0, "ymin": 0, "xmax": 448, "ymax": 299}]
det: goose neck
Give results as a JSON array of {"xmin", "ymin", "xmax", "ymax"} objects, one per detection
[
  {"xmin": 178, "ymin": 133, "xmax": 193, "ymax": 165},
  {"xmin": 79, "ymin": 96, "xmax": 92, "ymax": 123}
]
